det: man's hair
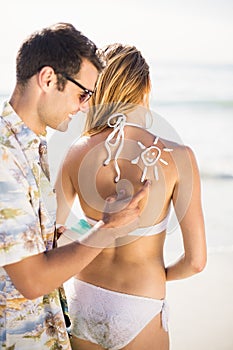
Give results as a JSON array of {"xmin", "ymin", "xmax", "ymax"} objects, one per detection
[{"xmin": 16, "ymin": 22, "xmax": 105, "ymax": 88}]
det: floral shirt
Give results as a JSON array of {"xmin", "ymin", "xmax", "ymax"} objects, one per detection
[{"xmin": 0, "ymin": 102, "xmax": 71, "ymax": 349}]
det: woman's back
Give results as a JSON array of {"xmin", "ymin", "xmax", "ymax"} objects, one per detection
[
  {"xmin": 61, "ymin": 115, "xmax": 189, "ymax": 298},
  {"xmin": 69, "ymin": 122, "xmax": 178, "ymax": 226}
]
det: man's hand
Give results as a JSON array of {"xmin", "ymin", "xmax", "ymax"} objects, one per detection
[
  {"xmin": 102, "ymin": 180, "xmax": 151, "ymax": 232},
  {"xmin": 56, "ymin": 180, "xmax": 151, "ymax": 248}
]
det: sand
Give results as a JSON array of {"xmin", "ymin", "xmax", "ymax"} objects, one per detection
[{"xmin": 166, "ymin": 251, "xmax": 233, "ymax": 350}]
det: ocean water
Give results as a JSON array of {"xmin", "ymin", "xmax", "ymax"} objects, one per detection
[
  {"xmin": 1, "ymin": 62, "xmax": 233, "ymax": 254},
  {"xmin": 151, "ymin": 62, "xmax": 233, "ymax": 255}
]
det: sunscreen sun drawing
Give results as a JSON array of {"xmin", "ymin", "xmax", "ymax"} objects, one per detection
[{"xmin": 131, "ymin": 136, "xmax": 173, "ymax": 182}]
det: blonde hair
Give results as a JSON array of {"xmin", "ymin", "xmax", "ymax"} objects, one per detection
[{"xmin": 84, "ymin": 43, "xmax": 151, "ymax": 135}]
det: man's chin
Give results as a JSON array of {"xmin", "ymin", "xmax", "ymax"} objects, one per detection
[{"xmin": 56, "ymin": 119, "xmax": 71, "ymax": 132}]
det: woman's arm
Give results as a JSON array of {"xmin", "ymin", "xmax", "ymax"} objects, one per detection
[{"xmin": 166, "ymin": 146, "xmax": 207, "ymax": 281}]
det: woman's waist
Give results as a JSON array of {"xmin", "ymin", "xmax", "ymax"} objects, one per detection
[{"xmin": 76, "ymin": 259, "xmax": 166, "ymax": 299}]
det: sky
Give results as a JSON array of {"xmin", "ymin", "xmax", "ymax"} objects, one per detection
[{"xmin": 0, "ymin": 0, "xmax": 233, "ymax": 93}]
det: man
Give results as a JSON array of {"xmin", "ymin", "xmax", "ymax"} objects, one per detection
[{"xmin": 0, "ymin": 23, "xmax": 150, "ymax": 349}]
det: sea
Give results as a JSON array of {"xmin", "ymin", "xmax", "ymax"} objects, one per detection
[
  {"xmin": 1, "ymin": 61, "xmax": 233, "ymax": 257},
  {"xmin": 149, "ymin": 62, "xmax": 233, "ymax": 259}
]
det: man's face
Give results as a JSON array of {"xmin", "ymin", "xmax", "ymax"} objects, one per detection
[{"xmin": 40, "ymin": 60, "xmax": 99, "ymax": 132}]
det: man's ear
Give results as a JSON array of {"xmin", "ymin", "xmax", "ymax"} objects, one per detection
[{"xmin": 38, "ymin": 66, "xmax": 57, "ymax": 90}]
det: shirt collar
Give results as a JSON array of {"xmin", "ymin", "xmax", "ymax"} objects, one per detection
[{"xmin": 1, "ymin": 101, "xmax": 43, "ymax": 151}]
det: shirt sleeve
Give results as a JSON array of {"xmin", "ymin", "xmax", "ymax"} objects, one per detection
[{"xmin": 0, "ymin": 160, "xmax": 46, "ymax": 267}]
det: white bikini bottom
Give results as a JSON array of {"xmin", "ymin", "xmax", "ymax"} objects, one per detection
[{"xmin": 64, "ymin": 278, "xmax": 169, "ymax": 350}]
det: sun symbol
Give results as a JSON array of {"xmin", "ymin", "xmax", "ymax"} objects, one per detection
[{"xmin": 131, "ymin": 136, "xmax": 173, "ymax": 182}]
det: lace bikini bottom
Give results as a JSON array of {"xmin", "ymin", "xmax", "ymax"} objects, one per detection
[{"xmin": 64, "ymin": 278, "xmax": 169, "ymax": 350}]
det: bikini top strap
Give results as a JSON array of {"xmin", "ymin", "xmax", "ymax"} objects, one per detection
[
  {"xmin": 103, "ymin": 113, "xmax": 141, "ymax": 183},
  {"xmin": 103, "ymin": 113, "xmax": 173, "ymax": 183}
]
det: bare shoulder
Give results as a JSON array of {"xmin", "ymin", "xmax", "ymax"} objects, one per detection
[
  {"xmin": 159, "ymin": 137, "xmax": 198, "ymax": 162},
  {"xmin": 173, "ymin": 143, "xmax": 198, "ymax": 167},
  {"xmin": 157, "ymin": 137, "xmax": 200, "ymax": 178},
  {"xmin": 61, "ymin": 135, "xmax": 92, "ymax": 167},
  {"xmin": 69, "ymin": 135, "xmax": 91, "ymax": 153}
]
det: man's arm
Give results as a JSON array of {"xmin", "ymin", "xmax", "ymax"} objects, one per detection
[{"xmin": 4, "ymin": 181, "xmax": 150, "ymax": 299}]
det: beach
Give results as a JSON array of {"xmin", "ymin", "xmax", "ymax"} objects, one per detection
[
  {"xmin": 164, "ymin": 175, "xmax": 233, "ymax": 349},
  {"xmin": 1, "ymin": 60, "xmax": 233, "ymax": 349},
  {"xmin": 166, "ymin": 251, "xmax": 233, "ymax": 350}
]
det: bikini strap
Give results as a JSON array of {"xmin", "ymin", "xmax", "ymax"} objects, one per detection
[
  {"xmin": 161, "ymin": 300, "xmax": 169, "ymax": 332},
  {"xmin": 103, "ymin": 113, "xmax": 173, "ymax": 183},
  {"xmin": 103, "ymin": 113, "xmax": 141, "ymax": 183}
]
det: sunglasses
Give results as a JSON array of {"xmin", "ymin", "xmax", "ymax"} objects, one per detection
[{"xmin": 62, "ymin": 73, "xmax": 95, "ymax": 103}]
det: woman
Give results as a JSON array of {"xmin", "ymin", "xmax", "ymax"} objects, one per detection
[{"xmin": 55, "ymin": 44, "xmax": 207, "ymax": 350}]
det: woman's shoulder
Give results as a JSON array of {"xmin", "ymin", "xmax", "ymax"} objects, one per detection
[
  {"xmin": 127, "ymin": 127, "xmax": 192, "ymax": 155},
  {"xmin": 65, "ymin": 133, "xmax": 101, "ymax": 156},
  {"xmin": 62, "ymin": 130, "xmax": 111, "ymax": 168},
  {"xmin": 143, "ymin": 132, "xmax": 199, "ymax": 172},
  {"xmin": 61, "ymin": 135, "xmax": 91, "ymax": 168},
  {"xmin": 161, "ymin": 139, "xmax": 199, "ymax": 177},
  {"xmin": 151, "ymin": 132, "xmax": 195, "ymax": 156}
]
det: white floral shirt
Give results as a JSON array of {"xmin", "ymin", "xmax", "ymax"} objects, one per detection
[{"xmin": 0, "ymin": 102, "xmax": 71, "ymax": 349}]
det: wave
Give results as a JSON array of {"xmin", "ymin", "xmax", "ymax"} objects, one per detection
[
  {"xmin": 2, "ymin": 93, "xmax": 233, "ymax": 109},
  {"xmin": 153, "ymin": 99, "xmax": 233, "ymax": 108},
  {"xmin": 166, "ymin": 246, "xmax": 233, "ymax": 256},
  {"xmin": 207, "ymin": 246, "xmax": 233, "ymax": 254},
  {"xmin": 200, "ymin": 171, "xmax": 233, "ymax": 180}
]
